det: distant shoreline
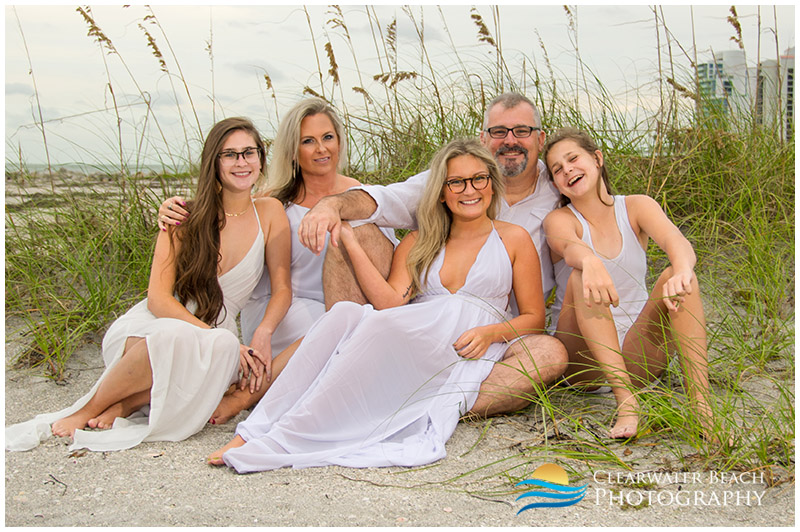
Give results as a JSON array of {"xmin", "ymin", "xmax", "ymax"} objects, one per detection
[{"xmin": 7, "ymin": 163, "xmax": 192, "ymax": 176}]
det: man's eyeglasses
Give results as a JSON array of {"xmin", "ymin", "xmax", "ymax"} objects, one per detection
[
  {"xmin": 444, "ymin": 174, "xmax": 491, "ymax": 193},
  {"xmin": 218, "ymin": 147, "xmax": 261, "ymax": 166},
  {"xmin": 484, "ymin": 126, "xmax": 541, "ymax": 139}
]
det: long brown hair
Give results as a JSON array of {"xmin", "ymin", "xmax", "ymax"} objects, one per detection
[
  {"xmin": 541, "ymin": 127, "xmax": 613, "ymax": 208},
  {"xmin": 407, "ymin": 138, "xmax": 505, "ymax": 298},
  {"xmin": 171, "ymin": 117, "xmax": 266, "ymax": 325}
]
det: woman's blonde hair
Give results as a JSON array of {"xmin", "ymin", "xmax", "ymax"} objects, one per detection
[
  {"xmin": 259, "ymin": 97, "xmax": 347, "ymax": 204},
  {"xmin": 407, "ymin": 138, "xmax": 505, "ymax": 298}
]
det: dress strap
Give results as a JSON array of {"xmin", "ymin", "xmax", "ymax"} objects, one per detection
[{"xmin": 249, "ymin": 199, "xmax": 267, "ymax": 242}]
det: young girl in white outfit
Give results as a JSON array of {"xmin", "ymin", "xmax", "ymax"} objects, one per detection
[{"xmin": 542, "ymin": 128, "xmax": 714, "ymax": 441}]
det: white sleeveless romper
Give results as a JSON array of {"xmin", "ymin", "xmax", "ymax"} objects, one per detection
[{"xmin": 549, "ymin": 196, "xmax": 649, "ymax": 347}]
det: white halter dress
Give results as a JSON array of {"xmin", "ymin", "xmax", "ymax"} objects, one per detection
[
  {"xmin": 223, "ymin": 226, "xmax": 512, "ymax": 472},
  {"xmin": 6, "ymin": 205, "xmax": 265, "ymax": 452}
]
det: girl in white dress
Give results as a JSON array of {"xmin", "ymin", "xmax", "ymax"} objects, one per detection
[
  {"xmin": 541, "ymin": 128, "xmax": 714, "ymax": 440},
  {"xmin": 207, "ymin": 138, "xmax": 545, "ymax": 471},
  {"xmin": 158, "ymin": 98, "xmax": 396, "ymax": 424},
  {"xmin": 5, "ymin": 118, "xmax": 292, "ymax": 452}
]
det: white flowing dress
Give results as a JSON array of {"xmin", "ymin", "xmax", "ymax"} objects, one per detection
[
  {"xmin": 223, "ymin": 226, "xmax": 512, "ymax": 473},
  {"xmin": 240, "ymin": 203, "xmax": 398, "ymax": 356},
  {"xmin": 5, "ymin": 206, "xmax": 265, "ymax": 452}
]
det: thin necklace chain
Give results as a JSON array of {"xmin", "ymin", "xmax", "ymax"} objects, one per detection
[{"xmin": 225, "ymin": 206, "xmax": 250, "ymax": 217}]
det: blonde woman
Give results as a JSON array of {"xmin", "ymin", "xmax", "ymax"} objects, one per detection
[
  {"xmin": 158, "ymin": 98, "xmax": 396, "ymax": 423},
  {"xmin": 208, "ymin": 138, "xmax": 545, "ymax": 472}
]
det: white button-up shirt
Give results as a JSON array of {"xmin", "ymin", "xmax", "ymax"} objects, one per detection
[{"xmin": 356, "ymin": 159, "xmax": 561, "ymax": 317}]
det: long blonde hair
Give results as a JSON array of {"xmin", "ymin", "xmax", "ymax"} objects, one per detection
[
  {"xmin": 407, "ymin": 138, "xmax": 505, "ymax": 298},
  {"xmin": 259, "ymin": 97, "xmax": 348, "ymax": 204}
]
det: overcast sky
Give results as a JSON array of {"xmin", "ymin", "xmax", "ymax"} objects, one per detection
[{"xmin": 4, "ymin": 3, "xmax": 796, "ymax": 170}]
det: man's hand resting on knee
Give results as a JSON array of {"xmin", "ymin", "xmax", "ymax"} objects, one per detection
[
  {"xmin": 299, "ymin": 190, "xmax": 379, "ymax": 255},
  {"xmin": 299, "ymin": 197, "xmax": 343, "ymax": 255}
]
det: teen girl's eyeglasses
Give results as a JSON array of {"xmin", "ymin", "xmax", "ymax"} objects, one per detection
[{"xmin": 218, "ymin": 147, "xmax": 261, "ymax": 166}]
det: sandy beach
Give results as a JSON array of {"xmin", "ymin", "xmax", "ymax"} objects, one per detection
[{"xmin": 4, "ymin": 321, "xmax": 794, "ymax": 527}]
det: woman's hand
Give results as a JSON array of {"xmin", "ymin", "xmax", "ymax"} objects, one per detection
[
  {"xmin": 237, "ymin": 344, "xmax": 269, "ymax": 393},
  {"xmin": 581, "ymin": 255, "xmax": 619, "ymax": 308},
  {"xmin": 453, "ymin": 326, "xmax": 494, "ymax": 360},
  {"xmin": 338, "ymin": 221, "xmax": 355, "ymax": 247},
  {"xmin": 157, "ymin": 196, "xmax": 189, "ymax": 231},
  {"xmin": 662, "ymin": 269, "xmax": 694, "ymax": 312},
  {"xmin": 249, "ymin": 328, "xmax": 274, "ymax": 383}
]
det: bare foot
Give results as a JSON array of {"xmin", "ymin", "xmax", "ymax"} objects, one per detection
[
  {"xmin": 609, "ymin": 412, "xmax": 639, "ymax": 439},
  {"xmin": 206, "ymin": 435, "xmax": 246, "ymax": 466},
  {"xmin": 87, "ymin": 402, "xmax": 125, "ymax": 429},
  {"xmin": 52, "ymin": 411, "xmax": 93, "ymax": 438},
  {"xmin": 209, "ymin": 389, "xmax": 252, "ymax": 425}
]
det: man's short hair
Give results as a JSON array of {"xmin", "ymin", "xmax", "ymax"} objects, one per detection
[{"xmin": 482, "ymin": 93, "xmax": 542, "ymax": 130}]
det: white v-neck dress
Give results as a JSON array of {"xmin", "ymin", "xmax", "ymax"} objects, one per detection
[
  {"xmin": 223, "ymin": 226, "xmax": 512, "ymax": 473},
  {"xmin": 240, "ymin": 202, "xmax": 398, "ymax": 357},
  {"xmin": 6, "ymin": 206, "xmax": 265, "ymax": 452}
]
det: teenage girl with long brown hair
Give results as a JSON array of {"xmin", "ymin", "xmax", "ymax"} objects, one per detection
[
  {"xmin": 6, "ymin": 117, "xmax": 292, "ymax": 452},
  {"xmin": 157, "ymin": 98, "xmax": 397, "ymax": 425}
]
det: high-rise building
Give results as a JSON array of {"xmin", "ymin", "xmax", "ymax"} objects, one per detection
[
  {"xmin": 697, "ymin": 50, "xmax": 752, "ymax": 118},
  {"xmin": 697, "ymin": 50, "xmax": 752, "ymax": 112},
  {"xmin": 696, "ymin": 47, "xmax": 794, "ymax": 140},
  {"xmin": 756, "ymin": 47, "xmax": 794, "ymax": 141}
]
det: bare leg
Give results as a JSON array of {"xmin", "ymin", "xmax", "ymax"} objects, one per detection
[
  {"xmin": 322, "ymin": 223, "xmax": 393, "ymax": 310},
  {"xmin": 559, "ymin": 271, "xmax": 639, "ymax": 439},
  {"xmin": 52, "ymin": 337, "xmax": 153, "ymax": 438},
  {"xmin": 87, "ymin": 390, "xmax": 151, "ymax": 429},
  {"xmin": 670, "ymin": 275, "xmax": 712, "ymax": 439},
  {"xmin": 209, "ymin": 337, "xmax": 302, "ymax": 425},
  {"xmin": 623, "ymin": 267, "xmax": 713, "ymax": 440},
  {"xmin": 469, "ymin": 334, "xmax": 568, "ymax": 417},
  {"xmin": 207, "ymin": 435, "xmax": 246, "ymax": 466}
]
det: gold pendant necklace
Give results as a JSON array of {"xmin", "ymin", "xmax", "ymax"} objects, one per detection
[{"xmin": 225, "ymin": 206, "xmax": 250, "ymax": 217}]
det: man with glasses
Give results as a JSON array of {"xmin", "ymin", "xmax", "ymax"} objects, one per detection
[{"xmin": 299, "ymin": 92, "xmax": 568, "ymax": 417}]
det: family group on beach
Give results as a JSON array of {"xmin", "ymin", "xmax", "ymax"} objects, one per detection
[{"xmin": 6, "ymin": 92, "xmax": 716, "ymax": 472}]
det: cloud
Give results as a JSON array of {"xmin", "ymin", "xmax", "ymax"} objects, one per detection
[{"xmin": 6, "ymin": 83, "xmax": 32, "ymax": 96}]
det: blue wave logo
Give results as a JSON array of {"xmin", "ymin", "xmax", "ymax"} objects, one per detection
[{"xmin": 515, "ymin": 464, "xmax": 588, "ymax": 514}]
